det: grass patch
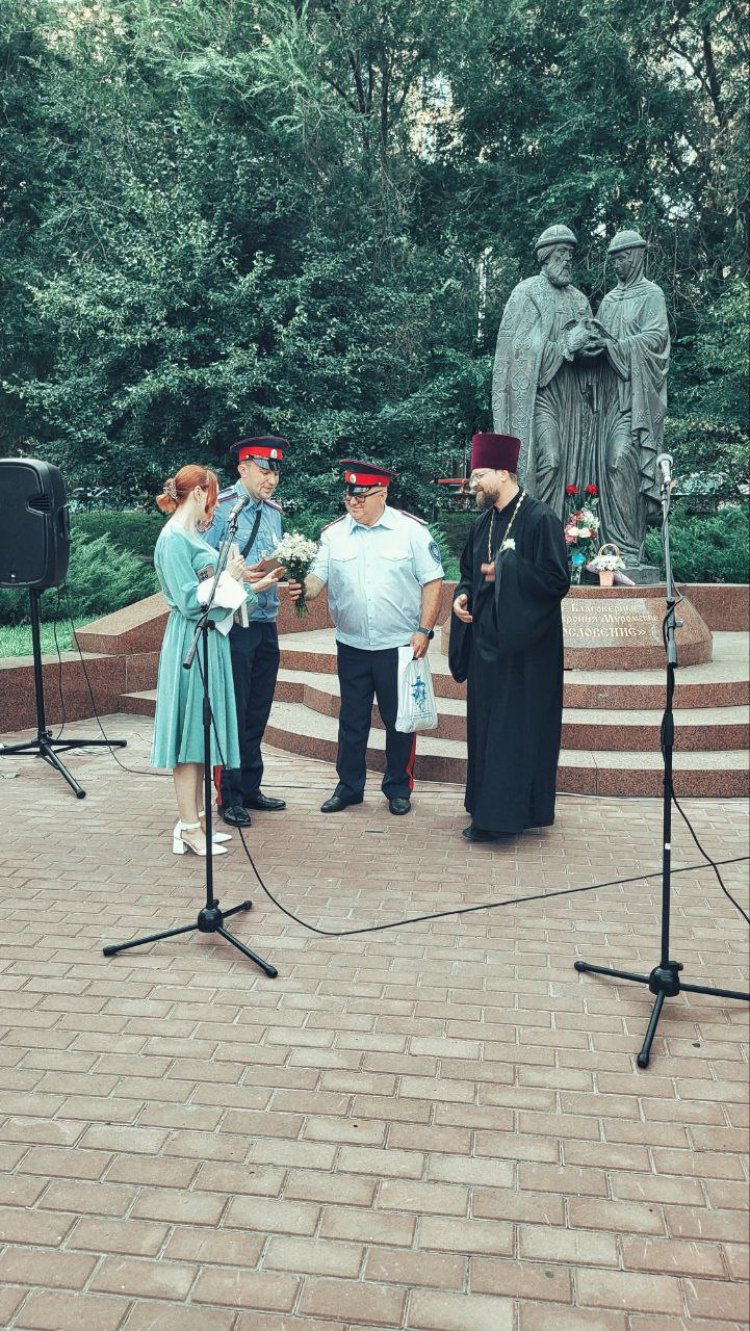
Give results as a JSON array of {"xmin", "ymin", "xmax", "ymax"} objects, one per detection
[{"xmin": 0, "ymin": 620, "xmax": 87, "ymax": 659}]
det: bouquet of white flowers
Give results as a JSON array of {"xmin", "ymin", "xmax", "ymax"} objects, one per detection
[
  {"xmin": 272, "ymin": 531, "xmax": 319, "ymax": 617},
  {"xmin": 588, "ymin": 551, "xmax": 626, "ymax": 572}
]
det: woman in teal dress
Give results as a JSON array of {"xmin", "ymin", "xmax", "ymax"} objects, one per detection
[{"xmin": 151, "ymin": 465, "xmax": 282, "ymax": 856}]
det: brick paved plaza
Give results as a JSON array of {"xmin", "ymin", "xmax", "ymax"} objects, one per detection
[{"xmin": 0, "ymin": 713, "xmax": 748, "ymax": 1331}]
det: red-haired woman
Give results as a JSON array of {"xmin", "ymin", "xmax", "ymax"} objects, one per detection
[{"xmin": 152, "ymin": 466, "xmax": 281, "ymax": 855}]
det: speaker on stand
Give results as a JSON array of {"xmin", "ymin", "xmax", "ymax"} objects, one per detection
[{"xmin": 0, "ymin": 458, "xmax": 126, "ymax": 797}]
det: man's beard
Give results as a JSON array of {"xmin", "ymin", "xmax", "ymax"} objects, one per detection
[
  {"xmin": 545, "ymin": 255, "xmax": 572, "ymax": 287},
  {"xmin": 474, "ymin": 489, "xmax": 495, "ymax": 511}
]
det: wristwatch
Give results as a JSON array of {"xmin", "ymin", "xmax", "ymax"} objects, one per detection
[{"xmin": 416, "ymin": 626, "xmax": 435, "ymax": 639}]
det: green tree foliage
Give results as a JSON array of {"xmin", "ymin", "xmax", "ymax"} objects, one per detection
[{"xmin": 0, "ymin": 0, "xmax": 747, "ymax": 534}]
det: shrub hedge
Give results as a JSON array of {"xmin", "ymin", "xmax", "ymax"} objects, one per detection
[
  {"xmin": 71, "ymin": 510, "xmax": 166, "ymax": 560},
  {"xmin": 440, "ymin": 501, "xmax": 749, "ymax": 585},
  {"xmin": 0, "ymin": 531, "xmax": 158, "ymax": 626},
  {"xmin": 1, "ymin": 503, "xmax": 745, "ymax": 630},
  {"xmin": 644, "ymin": 504, "xmax": 749, "ymax": 584}
]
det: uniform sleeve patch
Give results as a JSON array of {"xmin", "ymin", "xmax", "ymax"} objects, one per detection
[{"xmin": 429, "ymin": 540, "xmax": 442, "ymax": 563}]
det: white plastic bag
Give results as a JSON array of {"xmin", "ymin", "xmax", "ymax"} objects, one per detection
[{"xmin": 395, "ymin": 644, "xmax": 439, "ymax": 733}]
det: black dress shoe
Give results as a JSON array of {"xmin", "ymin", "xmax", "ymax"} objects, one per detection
[
  {"xmin": 388, "ymin": 797, "xmax": 411, "ymax": 815},
  {"xmin": 244, "ymin": 792, "xmax": 287, "ymax": 812},
  {"xmin": 320, "ymin": 794, "xmax": 364, "ymax": 813},
  {"xmin": 461, "ymin": 824, "xmax": 505, "ymax": 843},
  {"xmin": 219, "ymin": 804, "xmax": 252, "ymax": 828}
]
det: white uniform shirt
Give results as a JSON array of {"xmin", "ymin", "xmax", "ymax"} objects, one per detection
[{"xmin": 310, "ymin": 505, "xmax": 444, "ymax": 650}]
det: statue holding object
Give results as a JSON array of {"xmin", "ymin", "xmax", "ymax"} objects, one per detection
[
  {"xmin": 491, "ymin": 224, "xmax": 599, "ymax": 521},
  {"xmin": 491, "ymin": 224, "xmax": 670, "ymax": 571}
]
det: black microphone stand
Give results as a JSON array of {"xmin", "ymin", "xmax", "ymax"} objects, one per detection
[
  {"xmin": 103, "ymin": 512, "xmax": 277, "ymax": 977},
  {"xmin": 574, "ymin": 471, "xmax": 748, "ymax": 1067},
  {"xmin": 1, "ymin": 588, "xmax": 127, "ymax": 798}
]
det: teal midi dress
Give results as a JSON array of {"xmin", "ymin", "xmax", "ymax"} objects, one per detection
[{"xmin": 150, "ymin": 524, "xmax": 251, "ymax": 770}]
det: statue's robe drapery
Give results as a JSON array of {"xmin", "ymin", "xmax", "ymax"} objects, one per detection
[
  {"xmin": 595, "ymin": 277, "xmax": 670, "ymax": 564},
  {"xmin": 492, "ymin": 275, "xmax": 595, "ymax": 520},
  {"xmin": 449, "ymin": 493, "xmax": 570, "ymax": 836}
]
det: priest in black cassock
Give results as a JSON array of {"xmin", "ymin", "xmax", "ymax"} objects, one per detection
[{"xmin": 450, "ymin": 432, "xmax": 570, "ymax": 843}]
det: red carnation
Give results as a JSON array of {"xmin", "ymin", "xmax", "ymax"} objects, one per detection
[
  {"xmin": 565, "ymin": 483, "xmax": 577, "ymax": 495},
  {"xmin": 585, "ymin": 483, "xmax": 598, "ymax": 496}
]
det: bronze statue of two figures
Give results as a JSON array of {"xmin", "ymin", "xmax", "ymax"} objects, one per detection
[{"xmin": 492, "ymin": 225, "xmax": 670, "ymax": 574}]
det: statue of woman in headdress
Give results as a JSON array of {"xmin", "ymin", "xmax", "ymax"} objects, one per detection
[{"xmin": 593, "ymin": 230, "xmax": 670, "ymax": 566}]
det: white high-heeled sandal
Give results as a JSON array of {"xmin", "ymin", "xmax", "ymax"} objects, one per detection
[
  {"xmin": 172, "ymin": 821, "xmax": 227, "ymax": 857},
  {"xmin": 172, "ymin": 817, "xmax": 231, "ymax": 851},
  {"xmin": 199, "ymin": 811, "xmax": 231, "ymax": 844}
]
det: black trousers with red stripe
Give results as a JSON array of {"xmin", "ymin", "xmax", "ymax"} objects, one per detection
[
  {"xmin": 334, "ymin": 642, "xmax": 416, "ymax": 802},
  {"xmin": 215, "ymin": 621, "xmax": 280, "ymax": 809}
]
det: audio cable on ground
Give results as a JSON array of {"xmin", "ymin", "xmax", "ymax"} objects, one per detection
[{"xmin": 48, "ymin": 592, "xmax": 750, "ymax": 937}]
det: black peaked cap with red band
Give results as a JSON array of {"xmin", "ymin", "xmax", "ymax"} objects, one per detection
[
  {"xmin": 230, "ymin": 435, "xmax": 288, "ymax": 471},
  {"xmin": 340, "ymin": 459, "xmax": 397, "ymax": 493}
]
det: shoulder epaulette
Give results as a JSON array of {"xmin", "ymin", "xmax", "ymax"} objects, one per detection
[
  {"xmin": 265, "ymin": 498, "xmax": 283, "ymax": 512},
  {"xmin": 322, "ymin": 515, "xmax": 346, "ymax": 533},
  {"xmin": 394, "ymin": 509, "xmax": 427, "ymax": 526},
  {"xmin": 218, "ymin": 489, "xmax": 235, "ymax": 504}
]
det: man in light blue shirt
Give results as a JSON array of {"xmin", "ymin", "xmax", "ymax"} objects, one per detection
[
  {"xmin": 297, "ymin": 460, "xmax": 444, "ymax": 815},
  {"xmin": 204, "ymin": 436, "xmax": 288, "ymax": 827}
]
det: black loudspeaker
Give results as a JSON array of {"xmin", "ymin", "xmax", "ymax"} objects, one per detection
[{"xmin": 0, "ymin": 458, "xmax": 70, "ymax": 589}]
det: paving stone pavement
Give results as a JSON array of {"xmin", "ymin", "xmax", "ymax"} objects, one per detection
[{"xmin": 0, "ymin": 712, "xmax": 748, "ymax": 1331}]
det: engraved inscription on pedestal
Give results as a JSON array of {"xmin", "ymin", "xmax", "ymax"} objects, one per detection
[
  {"xmin": 564, "ymin": 598, "xmax": 660, "ymax": 647},
  {"xmin": 563, "ymin": 590, "xmax": 713, "ymax": 670}
]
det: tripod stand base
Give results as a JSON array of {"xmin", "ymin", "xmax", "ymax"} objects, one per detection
[
  {"xmin": 575, "ymin": 959, "xmax": 750, "ymax": 1068},
  {"xmin": 2, "ymin": 730, "xmax": 127, "ymax": 798},
  {"xmin": 103, "ymin": 897, "xmax": 278, "ymax": 978},
  {"xmin": 1, "ymin": 587, "xmax": 127, "ymax": 798}
]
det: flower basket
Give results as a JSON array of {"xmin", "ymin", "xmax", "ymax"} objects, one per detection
[{"xmin": 589, "ymin": 542, "xmax": 624, "ymax": 586}]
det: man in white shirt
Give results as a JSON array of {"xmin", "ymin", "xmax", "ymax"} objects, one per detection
[{"xmin": 296, "ymin": 461, "xmax": 444, "ymax": 815}]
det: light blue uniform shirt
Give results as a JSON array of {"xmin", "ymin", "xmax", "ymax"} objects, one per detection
[
  {"xmin": 204, "ymin": 481, "xmax": 283, "ymax": 623},
  {"xmin": 310, "ymin": 505, "xmax": 444, "ymax": 650}
]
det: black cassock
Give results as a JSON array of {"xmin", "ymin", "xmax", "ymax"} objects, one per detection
[{"xmin": 450, "ymin": 492, "xmax": 570, "ymax": 836}]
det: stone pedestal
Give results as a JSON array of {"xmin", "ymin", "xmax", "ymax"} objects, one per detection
[
  {"xmin": 563, "ymin": 585, "xmax": 713, "ymax": 670},
  {"xmin": 620, "ymin": 564, "xmax": 661, "ymax": 585}
]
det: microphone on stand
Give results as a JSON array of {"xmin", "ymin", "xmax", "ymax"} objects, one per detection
[
  {"xmin": 227, "ymin": 493, "xmax": 251, "ymax": 525},
  {"xmin": 656, "ymin": 453, "xmax": 673, "ymax": 491}
]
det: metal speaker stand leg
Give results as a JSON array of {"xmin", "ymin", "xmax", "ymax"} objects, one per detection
[
  {"xmin": 103, "ymin": 572, "xmax": 277, "ymax": 979},
  {"xmin": 573, "ymin": 480, "xmax": 749, "ymax": 1067},
  {"xmin": 1, "ymin": 589, "xmax": 126, "ymax": 798}
]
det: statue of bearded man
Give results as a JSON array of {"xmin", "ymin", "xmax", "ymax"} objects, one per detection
[
  {"xmin": 594, "ymin": 230, "xmax": 670, "ymax": 567},
  {"xmin": 491, "ymin": 224, "xmax": 599, "ymax": 520}
]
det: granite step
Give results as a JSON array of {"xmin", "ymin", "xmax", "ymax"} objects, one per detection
[
  {"xmin": 264, "ymin": 699, "xmax": 748, "ymax": 799},
  {"xmin": 561, "ymin": 631, "xmax": 749, "ymax": 709},
  {"xmin": 120, "ymin": 689, "xmax": 158, "ymax": 718},
  {"xmin": 274, "ymin": 669, "xmax": 749, "ymax": 751},
  {"xmin": 278, "ymin": 629, "xmax": 750, "ymax": 710},
  {"xmin": 118, "ymin": 688, "xmax": 748, "ymax": 795}
]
